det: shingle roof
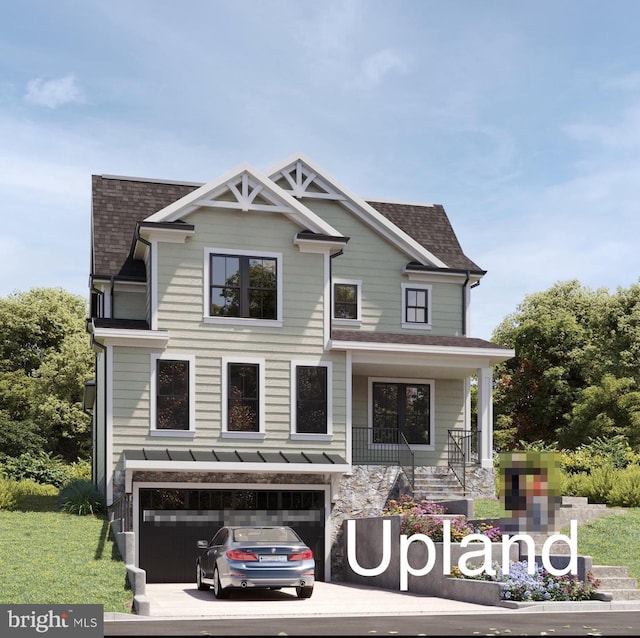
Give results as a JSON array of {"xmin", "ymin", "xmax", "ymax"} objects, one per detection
[
  {"xmin": 91, "ymin": 176, "xmax": 198, "ymax": 279},
  {"xmin": 91, "ymin": 176, "xmax": 483, "ymax": 279},
  {"xmin": 367, "ymin": 201, "xmax": 483, "ymax": 273},
  {"xmin": 331, "ymin": 330, "xmax": 504, "ymax": 350}
]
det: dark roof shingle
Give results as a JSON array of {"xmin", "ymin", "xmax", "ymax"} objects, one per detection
[{"xmin": 90, "ymin": 176, "xmax": 484, "ymax": 279}]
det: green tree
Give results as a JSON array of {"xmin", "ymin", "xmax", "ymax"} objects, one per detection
[
  {"xmin": 0, "ymin": 288, "xmax": 92, "ymax": 461},
  {"xmin": 491, "ymin": 280, "xmax": 608, "ymax": 448}
]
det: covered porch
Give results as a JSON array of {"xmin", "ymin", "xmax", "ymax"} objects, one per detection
[{"xmin": 330, "ymin": 331, "xmax": 514, "ymax": 495}]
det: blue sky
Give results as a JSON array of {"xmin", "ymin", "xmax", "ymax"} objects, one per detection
[{"xmin": 2, "ymin": 0, "xmax": 640, "ymax": 340}]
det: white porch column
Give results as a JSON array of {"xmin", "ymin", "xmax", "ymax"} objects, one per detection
[{"xmin": 477, "ymin": 366, "xmax": 494, "ymax": 468}]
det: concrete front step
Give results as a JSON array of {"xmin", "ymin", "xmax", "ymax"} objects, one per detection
[
  {"xmin": 597, "ymin": 588, "xmax": 640, "ymax": 600},
  {"xmin": 591, "ymin": 565, "xmax": 635, "ymax": 579}
]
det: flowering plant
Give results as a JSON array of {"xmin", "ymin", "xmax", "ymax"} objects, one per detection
[
  {"xmin": 451, "ymin": 560, "xmax": 601, "ymax": 602},
  {"xmin": 382, "ymin": 495, "xmax": 501, "ymax": 541}
]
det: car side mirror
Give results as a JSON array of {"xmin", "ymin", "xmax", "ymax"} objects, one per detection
[{"xmin": 196, "ymin": 540, "xmax": 208, "ymax": 549}]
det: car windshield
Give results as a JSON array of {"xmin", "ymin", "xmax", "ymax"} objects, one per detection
[{"xmin": 232, "ymin": 527, "xmax": 301, "ymax": 543}]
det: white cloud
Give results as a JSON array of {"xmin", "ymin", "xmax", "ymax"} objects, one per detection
[
  {"xmin": 354, "ymin": 48, "xmax": 410, "ymax": 90},
  {"xmin": 24, "ymin": 74, "xmax": 86, "ymax": 108}
]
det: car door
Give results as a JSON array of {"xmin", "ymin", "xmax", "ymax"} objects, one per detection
[{"xmin": 205, "ymin": 528, "xmax": 228, "ymax": 578}]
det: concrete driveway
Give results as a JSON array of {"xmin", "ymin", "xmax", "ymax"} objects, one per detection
[{"xmin": 140, "ymin": 581, "xmax": 512, "ymax": 619}]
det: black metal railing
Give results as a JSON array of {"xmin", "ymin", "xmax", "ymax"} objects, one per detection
[
  {"xmin": 447, "ymin": 429, "xmax": 478, "ymax": 494},
  {"xmin": 352, "ymin": 426, "xmax": 415, "ymax": 490},
  {"xmin": 109, "ymin": 492, "xmax": 133, "ymax": 532}
]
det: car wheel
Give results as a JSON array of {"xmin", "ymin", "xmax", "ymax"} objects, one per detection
[
  {"xmin": 196, "ymin": 562, "xmax": 209, "ymax": 591},
  {"xmin": 296, "ymin": 585, "xmax": 313, "ymax": 599},
  {"xmin": 213, "ymin": 566, "xmax": 229, "ymax": 599}
]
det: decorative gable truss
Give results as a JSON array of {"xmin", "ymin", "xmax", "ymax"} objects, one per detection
[
  {"xmin": 268, "ymin": 154, "xmax": 448, "ymax": 269},
  {"xmin": 144, "ymin": 163, "xmax": 342, "ymax": 240},
  {"xmin": 270, "ymin": 159, "xmax": 346, "ymax": 201}
]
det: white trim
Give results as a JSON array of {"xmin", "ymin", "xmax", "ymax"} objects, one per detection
[
  {"xmin": 91, "ymin": 327, "xmax": 170, "ymax": 349},
  {"xmin": 221, "ymin": 356, "xmax": 266, "ymax": 435},
  {"xmin": 106, "ymin": 345, "xmax": 114, "ymax": 506},
  {"xmin": 267, "ymin": 154, "xmax": 448, "ymax": 268},
  {"xmin": 330, "ymin": 338, "xmax": 514, "ymax": 364},
  {"xmin": 368, "ymin": 376, "xmax": 435, "ymax": 451},
  {"xmin": 203, "ymin": 247, "xmax": 284, "ymax": 327},
  {"xmin": 143, "ymin": 163, "xmax": 342, "ymax": 238},
  {"xmin": 346, "ymin": 350, "xmax": 353, "ymax": 465},
  {"xmin": 401, "ymin": 283, "xmax": 432, "ymax": 330},
  {"xmin": 132, "ymin": 481, "xmax": 336, "ymax": 581},
  {"xmin": 403, "ymin": 268, "xmax": 482, "ymax": 285},
  {"xmin": 150, "ymin": 239, "xmax": 159, "ymax": 330},
  {"xmin": 323, "ymin": 252, "xmax": 331, "ymax": 349},
  {"xmin": 332, "ymin": 277, "xmax": 362, "ymax": 324},
  {"xmin": 150, "ymin": 353, "xmax": 196, "ymax": 434},
  {"xmin": 290, "ymin": 359, "xmax": 333, "ymax": 437}
]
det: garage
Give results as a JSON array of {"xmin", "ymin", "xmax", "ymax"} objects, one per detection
[{"xmin": 137, "ymin": 487, "xmax": 326, "ymax": 583}]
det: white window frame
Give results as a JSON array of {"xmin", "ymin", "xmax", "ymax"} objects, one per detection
[
  {"xmin": 204, "ymin": 247, "xmax": 283, "ymax": 327},
  {"xmin": 221, "ymin": 356, "xmax": 266, "ymax": 439},
  {"xmin": 290, "ymin": 359, "xmax": 333, "ymax": 441},
  {"xmin": 332, "ymin": 278, "xmax": 362, "ymax": 326},
  {"xmin": 401, "ymin": 283, "xmax": 432, "ymax": 330},
  {"xmin": 150, "ymin": 353, "xmax": 196, "ymax": 437},
  {"xmin": 367, "ymin": 376, "xmax": 435, "ymax": 451}
]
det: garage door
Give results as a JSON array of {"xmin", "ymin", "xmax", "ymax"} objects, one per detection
[{"xmin": 138, "ymin": 488, "xmax": 326, "ymax": 583}]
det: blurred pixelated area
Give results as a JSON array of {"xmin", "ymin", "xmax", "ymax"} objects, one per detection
[{"xmin": 499, "ymin": 451, "xmax": 562, "ymax": 532}]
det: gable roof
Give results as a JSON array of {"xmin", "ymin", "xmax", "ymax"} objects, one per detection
[{"xmin": 90, "ymin": 157, "xmax": 484, "ymax": 280}]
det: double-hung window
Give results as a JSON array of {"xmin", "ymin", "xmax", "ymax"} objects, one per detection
[
  {"xmin": 150, "ymin": 354, "xmax": 195, "ymax": 435},
  {"xmin": 222, "ymin": 357, "xmax": 265, "ymax": 438},
  {"xmin": 291, "ymin": 362, "xmax": 332, "ymax": 439},
  {"xmin": 402, "ymin": 283, "xmax": 432, "ymax": 329},
  {"xmin": 206, "ymin": 249, "xmax": 282, "ymax": 325},
  {"xmin": 333, "ymin": 278, "xmax": 361, "ymax": 324}
]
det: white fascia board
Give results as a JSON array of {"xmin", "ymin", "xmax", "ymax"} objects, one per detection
[
  {"xmin": 143, "ymin": 162, "xmax": 342, "ymax": 238},
  {"xmin": 329, "ymin": 338, "xmax": 515, "ymax": 366},
  {"xmin": 294, "ymin": 236, "xmax": 346, "ymax": 254},
  {"xmin": 137, "ymin": 225, "xmax": 195, "ymax": 243},
  {"xmin": 267, "ymin": 153, "xmax": 448, "ymax": 268},
  {"xmin": 91, "ymin": 328, "xmax": 170, "ymax": 349},
  {"xmin": 403, "ymin": 268, "xmax": 483, "ymax": 285},
  {"xmin": 124, "ymin": 460, "xmax": 350, "ymax": 475}
]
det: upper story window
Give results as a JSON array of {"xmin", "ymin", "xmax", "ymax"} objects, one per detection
[
  {"xmin": 150, "ymin": 354, "xmax": 196, "ymax": 436},
  {"xmin": 333, "ymin": 278, "xmax": 361, "ymax": 325},
  {"xmin": 401, "ymin": 283, "xmax": 432, "ymax": 330},
  {"xmin": 222, "ymin": 357, "xmax": 265, "ymax": 438},
  {"xmin": 205, "ymin": 248, "xmax": 283, "ymax": 326}
]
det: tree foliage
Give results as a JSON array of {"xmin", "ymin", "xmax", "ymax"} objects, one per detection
[
  {"xmin": 0, "ymin": 288, "xmax": 92, "ymax": 462},
  {"xmin": 492, "ymin": 279, "xmax": 640, "ymax": 450}
]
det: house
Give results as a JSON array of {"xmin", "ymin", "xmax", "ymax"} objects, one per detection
[{"xmin": 86, "ymin": 153, "xmax": 514, "ymax": 584}]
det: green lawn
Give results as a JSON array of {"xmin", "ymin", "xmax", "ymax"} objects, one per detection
[
  {"xmin": 0, "ymin": 499, "xmax": 133, "ymax": 613},
  {"xmin": 474, "ymin": 498, "xmax": 640, "ymax": 582}
]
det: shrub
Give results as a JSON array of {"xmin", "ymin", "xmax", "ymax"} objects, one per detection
[
  {"xmin": 452, "ymin": 559, "xmax": 600, "ymax": 602},
  {"xmin": 1, "ymin": 452, "xmax": 70, "ymax": 487},
  {"xmin": 58, "ymin": 479, "xmax": 104, "ymax": 516},
  {"xmin": 608, "ymin": 465, "xmax": 640, "ymax": 507},
  {"xmin": 0, "ymin": 478, "xmax": 57, "ymax": 511},
  {"xmin": 0, "ymin": 478, "xmax": 18, "ymax": 511},
  {"xmin": 382, "ymin": 495, "xmax": 501, "ymax": 541}
]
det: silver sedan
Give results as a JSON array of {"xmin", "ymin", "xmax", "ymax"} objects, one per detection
[{"xmin": 196, "ymin": 526, "xmax": 315, "ymax": 599}]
